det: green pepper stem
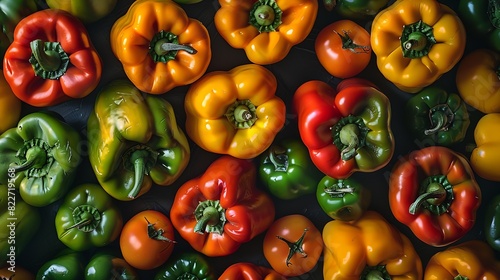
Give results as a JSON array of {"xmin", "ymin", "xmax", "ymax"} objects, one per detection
[
  {"xmin": 409, "ymin": 182, "xmax": 447, "ymax": 215},
  {"xmin": 403, "ymin": 32, "xmax": 427, "ymax": 52},
  {"xmin": 454, "ymin": 275, "xmax": 468, "ymax": 280},
  {"xmin": 11, "ymin": 146, "xmax": 47, "ymax": 172},
  {"xmin": 268, "ymin": 146, "xmax": 288, "ymax": 172},
  {"xmin": 400, "ymin": 20, "xmax": 435, "ymax": 58},
  {"xmin": 234, "ymin": 105, "xmax": 254, "ymax": 123},
  {"xmin": 194, "ymin": 206, "xmax": 220, "ymax": 234},
  {"xmin": 145, "ymin": 217, "xmax": 176, "ymax": 243},
  {"xmin": 249, "ymin": 0, "xmax": 282, "ymax": 32},
  {"xmin": 324, "ymin": 187, "xmax": 354, "ymax": 195},
  {"xmin": 128, "ymin": 150, "xmax": 149, "ymax": 199},
  {"xmin": 30, "ymin": 39, "xmax": 62, "ymax": 72},
  {"xmin": 365, "ymin": 270, "xmax": 385, "ymax": 280},
  {"xmin": 225, "ymin": 99, "xmax": 257, "ymax": 129},
  {"xmin": 154, "ymin": 39, "xmax": 197, "ymax": 55},
  {"xmin": 339, "ymin": 124, "xmax": 360, "ymax": 160},
  {"xmin": 254, "ymin": 4, "xmax": 275, "ymax": 26},
  {"xmin": 335, "ymin": 30, "xmax": 370, "ymax": 53},
  {"xmin": 276, "ymin": 228, "xmax": 308, "ymax": 266},
  {"xmin": 424, "ymin": 110, "xmax": 448, "ymax": 135}
]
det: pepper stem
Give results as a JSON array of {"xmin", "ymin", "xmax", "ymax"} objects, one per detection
[
  {"xmin": 332, "ymin": 115, "xmax": 370, "ymax": 161},
  {"xmin": 60, "ymin": 205, "xmax": 102, "ymax": 238},
  {"xmin": 276, "ymin": 228, "xmax": 308, "ymax": 266},
  {"xmin": 424, "ymin": 104, "xmax": 454, "ymax": 135},
  {"xmin": 454, "ymin": 275, "xmax": 468, "ymax": 280},
  {"xmin": 339, "ymin": 124, "xmax": 360, "ymax": 160},
  {"xmin": 194, "ymin": 200, "xmax": 226, "ymax": 235},
  {"xmin": 360, "ymin": 265, "xmax": 391, "ymax": 280},
  {"xmin": 225, "ymin": 99, "xmax": 258, "ymax": 129},
  {"xmin": 268, "ymin": 146, "xmax": 288, "ymax": 172},
  {"xmin": 249, "ymin": 0, "xmax": 282, "ymax": 32},
  {"xmin": 335, "ymin": 30, "xmax": 370, "ymax": 53},
  {"xmin": 145, "ymin": 217, "xmax": 176, "ymax": 243},
  {"xmin": 400, "ymin": 20, "xmax": 436, "ymax": 58},
  {"xmin": 123, "ymin": 146, "xmax": 159, "ymax": 199},
  {"xmin": 149, "ymin": 30, "xmax": 196, "ymax": 63},
  {"xmin": 29, "ymin": 39, "xmax": 69, "ymax": 79},
  {"xmin": 154, "ymin": 39, "xmax": 197, "ymax": 56},
  {"xmin": 11, "ymin": 146, "xmax": 47, "ymax": 172},
  {"xmin": 409, "ymin": 182, "xmax": 447, "ymax": 215}
]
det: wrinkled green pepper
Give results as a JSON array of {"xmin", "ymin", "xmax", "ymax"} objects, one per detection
[
  {"xmin": 0, "ymin": 186, "xmax": 41, "ymax": 264},
  {"xmin": 316, "ymin": 176, "xmax": 371, "ymax": 221},
  {"xmin": 87, "ymin": 80, "xmax": 190, "ymax": 201},
  {"xmin": 154, "ymin": 252, "xmax": 216, "ymax": 280},
  {"xmin": 85, "ymin": 251, "xmax": 138, "ymax": 280},
  {"xmin": 55, "ymin": 183, "xmax": 123, "ymax": 251},
  {"xmin": 259, "ymin": 139, "xmax": 323, "ymax": 200},
  {"xmin": 0, "ymin": 111, "xmax": 82, "ymax": 207},
  {"xmin": 36, "ymin": 249, "xmax": 85, "ymax": 280},
  {"xmin": 404, "ymin": 87, "xmax": 470, "ymax": 146},
  {"xmin": 485, "ymin": 194, "xmax": 500, "ymax": 251},
  {"xmin": 458, "ymin": 0, "xmax": 500, "ymax": 52},
  {"xmin": 45, "ymin": 0, "xmax": 117, "ymax": 23},
  {"xmin": 323, "ymin": 0, "xmax": 389, "ymax": 19}
]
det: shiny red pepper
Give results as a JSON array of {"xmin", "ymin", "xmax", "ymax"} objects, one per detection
[
  {"xmin": 388, "ymin": 146, "xmax": 481, "ymax": 247},
  {"xmin": 3, "ymin": 9, "xmax": 102, "ymax": 107}
]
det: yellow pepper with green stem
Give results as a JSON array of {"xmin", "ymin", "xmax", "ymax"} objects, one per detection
[{"xmin": 370, "ymin": 0, "xmax": 466, "ymax": 93}]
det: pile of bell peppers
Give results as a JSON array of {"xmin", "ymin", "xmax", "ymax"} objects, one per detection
[{"xmin": 1, "ymin": 0, "xmax": 500, "ymax": 279}]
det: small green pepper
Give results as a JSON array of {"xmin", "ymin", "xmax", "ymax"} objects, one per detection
[
  {"xmin": 404, "ymin": 87, "xmax": 470, "ymax": 147},
  {"xmin": 316, "ymin": 176, "xmax": 371, "ymax": 221},
  {"xmin": 36, "ymin": 249, "xmax": 85, "ymax": 280},
  {"xmin": 485, "ymin": 194, "xmax": 500, "ymax": 251},
  {"xmin": 85, "ymin": 251, "xmax": 138, "ymax": 280},
  {"xmin": 55, "ymin": 183, "xmax": 123, "ymax": 251},
  {"xmin": 458, "ymin": 0, "xmax": 500, "ymax": 52},
  {"xmin": 259, "ymin": 139, "xmax": 323, "ymax": 200},
  {"xmin": 0, "ymin": 111, "xmax": 82, "ymax": 207},
  {"xmin": 154, "ymin": 252, "xmax": 216, "ymax": 280},
  {"xmin": 323, "ymin": 0, "xmax": 389, "ymax": 19}
]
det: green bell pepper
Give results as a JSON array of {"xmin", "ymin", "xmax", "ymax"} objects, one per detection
[
  {"xmin": 485, "ymin": 194, "xmax": 500, "ymax": 251},
  {"xmin": 55, "ymin": 183, "xmax": 123, "ymax": 251},
  {"xmin": 323, "ymin": 0, "xmax": 389, "ymax": 18},
  {"xmin": 316, "ymin": 176, "xmax": 371, "ymax": 221},
  {"xmin": 154, "ymin": 252, "xmax": 216, "ymax": 280},
  {"xmin": 36, "ymin": 249, "xmax": 85, "ymax": 280},
  {"xmin": 87, "ymin": 80, "xmax": 190, "ymax": 201},
  {"xmin": 0, "ymin": 0, "xmax": 37, "ymax": 41},
  {"xmin": 0, "ymin": 186, "xmax": 41, "ymax": 264},
  {"xmin": 458, "ymin": 0, "xmax": 500, "ymax": 52},
  {"xmin": 85, "ymin": 251, "xmax": 138, "ymax": 280},
  {"xmin": 404, "ymin": 87, "xmax": 470, "ymax": 147},
  {"xmin": 259, "ymin": 138, "xmax": 323, "ymax": 200},
  {"xmin": 45, "ymin": 0, "xmax": 117, "ymax": 24},
  {"xmin": 0, "ymin": 111, "xmax": 82, "ymax": 207}
]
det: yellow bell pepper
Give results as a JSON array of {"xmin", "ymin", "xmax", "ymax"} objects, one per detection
[
  {"xmin": 214, "ymin": 0, "xmax": 318, "ymax": 65},
  {"xmin": 370, "ymin": 0, "xmax": 466, "ymax": 93},
  {"xmin": 456, "ymin": 49, "xmax": 500, "ymax": 114},
  {"xmin": 470, "ymin": 113, "xmax": 500, "ymax": 182},
  {"xmin": 0, "ymin": 70, "xmax": 21, "ymax": 134},
  {"xmin": 424, "ymin": 240, "xmax": 500, "ymax": 279},
  {"xmin": 184, "ymin": 64, "xmax": 286, "ymax": 159},
  {"xmin": 110, "ymin": 0, "xmax": 211, "ymax": 95},
  {"xmin": 323, "ymin": 210, "xmax": 423, "ymax": 279}
]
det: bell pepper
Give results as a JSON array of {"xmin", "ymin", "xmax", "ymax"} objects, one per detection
[
  {"xmin": 316, "ymin": 176, "xmax": 371, "ymax": 221},
  {"xmin": 0, "ymin": 111, "xmax": 82, "ymax": 207},
  {"xmin": 388, "ymin": 146, "xmax": 482, "ymax": 247},
  {"xmin": 258, "ymin": 138, "xmax": 323, "ymax": 200},
  {"xmin": 323, "ymin": 0, "xmax": 389, "ymax": 19},
  {"xmin": 55, "ymin": 183, "xmax": 123, "ymax": 251},
  {"xmin": 0, "ymin": 0, "xmax": 37, "ymax": 42},
  {"xmin": 36, "ymin": 249, "xmax": 86, "ymax": 280},
  {"xmin": 219, "ymin": 262, "xmax": 286, "ymax": 280},
  {"xmin": 485, "ymin": 194, "xmax": 500, "ymax": 251},
  {"xmin": 154, "ymin": 252, "xmax": 216, "ymax": 280},
  {"xmin": 404, "ymin": 87, "xmax": 470, "ymax": 147},
  {"xmin": 3, "ymin": 9, "xmax": 102, "ymax": 107},
  {"xmin": 87, "ymin": 80, "xmax": 190, "ymax": 201},
  {"xmin": 110, "ymin": 0, "xmax": 211, "ymax": 95},
  {"xmin": 458, "ymin": 0, "xmax": 500, "ymax": 53},
  {"xmin": 456, "ymin": 49, "xmax": 500, "ymax": 114},
  {"xmin": 0, "ymin": 70, "xmax": 21, "ymax": 135},
  {"xmin": 323, "ymin": 210, "xmax": 423, "ymax": 279},
  {"xmin": 214, "ymin": 0, "xmax": 318, "ymax": 65},
  {"xmin": 185, "ymin": 64, "xmax": 286, "ymax": 159},
  {"xmin": 0, "ymin": 186, "xmax": 41, "ymax": 265},
  {"xmin": 85, "ymin": 251, "xmax": 138, "ymax": 280},
  {"xmin": 424, "ymin": 240, "xmax": 500, "ymax": 279},
  {"xmin": 470, "ymin": 113, "xmax": 500, "ymax": 182},
  {"xmin": 0, "ymin": 266, "xmax": 34, "ymax": 280},
  {"xmin": 46, "ymin": 0, "xmax": 118, "ymax": 23},
  {"xmin": 293, "ymin": 78, "xmax": 394, "ymax": 179},
  {"xmin": 370, "ymin": 0, "xmax": 466, "ymax": 93},
  {"xmin": 170, "ymin": 155, "xmax": 275, "ymax": 257}
]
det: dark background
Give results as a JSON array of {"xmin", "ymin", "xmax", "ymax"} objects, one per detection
[{"xmin": 17, "ymin": 0, "xmax": 500, "ymax": 278}]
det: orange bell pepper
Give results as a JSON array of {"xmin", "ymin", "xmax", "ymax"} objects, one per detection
[
  {"xmin": 214, "ymin": 0, "xmax": 318, "ymax": 65},
  {"xmin": 110, "ymin": 0, "xmax": 211, "ymax": 94}
]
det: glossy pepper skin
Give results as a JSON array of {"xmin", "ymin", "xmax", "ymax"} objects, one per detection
[
  {"xmin": 485, "ymin": 194, "xmax": 500, "ymax": 251},
  {"xmin": 388, "ymin": 146, "xmax": 481, "ymax": 247},
  {"xmin": 0, "ymin": 111, "xmax": 81, "ymax": 207},
  {"xmin": 0, "ymin": 0, "xmax": 37, "ymax": 42},
  {"xmin": 370, "ymin": 0, "xmax": 466, "ymax": 93},
  {"xmin": 458, "ymin": 0, "xmax": 500, "ymax": 52},
  {"xmin": 0, "ymin": 70, "xmax": 21, "ymax": 134},
  {"xmin": 170, "ymin": 155, "xmax": 275, "ymax": 257},
  {"xmin": 154, "ymin": 252, "xmax": 216, "ymax": 280},
  {"xmin": 87, "ymin": 80, "xmax": 190, "ymax": 201},
  {"xmin": 185, "ymin": 64, "xmax": 286, "ymax": 159},
  {"xmin": 110, "ymin": 0, "xmax": 211, "ymax": 95},
  {"xmin": 424, "ymin": 240, "xmax": 500, "ymax": 279},
  {"xmin": 46, "ymin": 0, "xmax": 118, "ymax": 23},
  {"xmin": 316, "ymin": 176, "xmax": 371, "ymax": 221},
  {"xmin": 36, "ymin": 250, "xmax": 85, "ymax": 280},
  {"xmin": 470, "ymin": 113, "xmax": 500, "ymax": 182},
  {"xmin": 214, "ymin": 0, "xmax": 318, "ymax": 65},
  {"xmin": 259, "ymin": 138, "xmax": 323, "ymax": 200},
  {"xmin": 55, "ymin": 183, "xmax": 123, "ymax": 251},
  {"xmin": 3, "ymin": 9, "xmax": 102, "ymax": 107},
  {"xmin": 404, "ymin": 87, "xmax": 470, "ymax": 146},
  {"xmin": 456, "ymin": 49, "xmax": 500, "ymax": 114},
  {"xmin": 323, "ymin": 0, "xmax": 389, "ymax": 19},
  {"xmin": 219, "ymin": 262, "xmax": 286, "ymax": 280},
  {"xmin": 323, "ymin": 210, "xmax": 423, "ymax": 279},
  {"xmin": 85, "ymin": 251, "xmax": 138, "ymax": 280},
  {"xmin": 293, "ymin": 78, "xmax": 394, "ymax": 179},
  {"xmin": 0, "ymin": 186, "xmax": 41, "ymax": 264}
]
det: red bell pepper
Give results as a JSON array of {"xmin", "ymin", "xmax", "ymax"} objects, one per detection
[
  {"xmin": 388, "ymin": 146, "xmax": 481, "ymax": 247},
  {"xmin": 3, "ymin": 9, "xmax": 102, "ymax": 107},
  {"xmin": 293, "ymin": 78, "xmax": 394, "ymax": 179},
  {"xmin": 219, "ymin": 262, "xmax": 286, "ymax": 280},
  {"xmin": 169, "ymin": 155, "xmax": 275, "ymax": 257}
]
